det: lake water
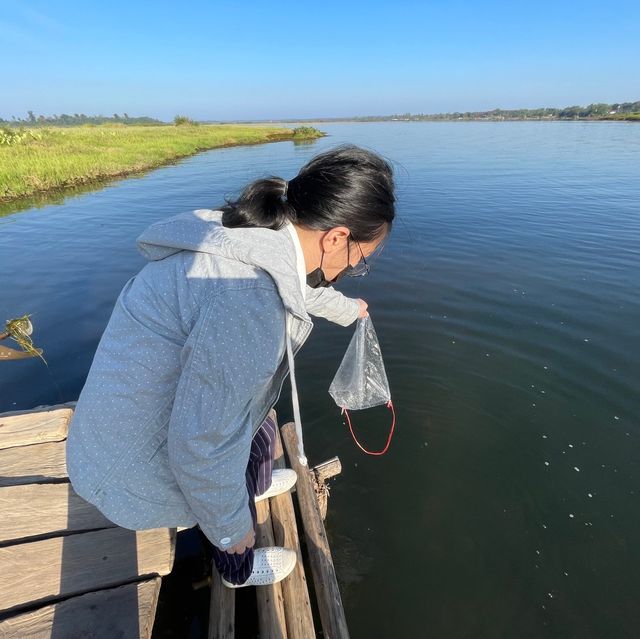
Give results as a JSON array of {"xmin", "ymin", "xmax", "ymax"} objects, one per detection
[{"xmin": 1, "ymin": 121, "xmax": 639, "ymax": 638}]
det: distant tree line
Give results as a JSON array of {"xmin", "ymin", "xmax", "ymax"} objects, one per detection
[
  {"xmin": 3, "ymin": 100, "xmax": 639, "ymax": 127},
  {"xmin": 353, "ymin": 101, "xmax": 640, "ymax": 122},
  {"xmin": 0, "ymin": 111, "xmax": 165, "ymax": 127}
]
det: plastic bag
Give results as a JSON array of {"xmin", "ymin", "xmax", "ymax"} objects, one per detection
[
  {"xmin": 329, "ymin": 315, "xmax": 391, "ymax": 409},
  {"xmin": 329, "ymin": 315, "xmax": 396, "ymax": 455}
]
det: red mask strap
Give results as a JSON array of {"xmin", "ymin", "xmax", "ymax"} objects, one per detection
[{"xmin": 341, "ymin": 400, "xmax": 396, "ymax": 456}]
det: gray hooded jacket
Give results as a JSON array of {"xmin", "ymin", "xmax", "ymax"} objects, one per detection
[{"xmin": 66, "ymin": 209, "xmax": 359, "ymax": 549}]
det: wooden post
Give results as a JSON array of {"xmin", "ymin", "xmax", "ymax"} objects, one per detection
[
  {"xmin": 313, "ymin": 457, "xmax": 342, "ymax": 484},
  {"xmin": 270, "ymin": 424, "xmax": 316, "ymax": 639},
  {"xmin": 208, "ymin": 569, "xmax": 235, "ymax": 639},
  {"xmin": 281, "ymin": 422, "xmax": 350, "ymax": 639},
  {"xmin": 311, "ymin": 457, "xmax": 342, "ymax": 520},
  {"xmin": 255, "ymin": 498, "xmax": 288, "ymax": 639}
]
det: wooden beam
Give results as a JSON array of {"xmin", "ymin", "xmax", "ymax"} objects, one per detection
[
  {"xmin": 0, "ymin": 578, "xmax": 161, "ymax": 639},
  {"xmin": 0, "ymin": 401, "xmax": 77, "ymax": 420},
  {"xmin": 270, "ymin": 424, "xmax": 315, "ymax": 639},
  {"xmin": 208, "ymin": 568, "xmax": 235, "ymax": 639},
  {"xmin": 281, "ymin": 422, "xmax": 350, "ymax": 639},
  {"xmin": 313, "ymin": 457, "xmax": 342, "ymax": 484},
  {"xmin": 0, "ymin": 440, "xmax": 67, "ymax": 487},
  {"xmin": 0, "ymin": 407, "xmax": 73, "ymax": 450},
  {"xmin": 0, "ymin": 526, "xmax": 175, "ymax": 612},
  {"xmin": 0, "ymin": 483, "xmax": 115, "ymax": 544},
  {"xmin": 255, "ymin": 497, "xmax": 288, "ymax": 639}
]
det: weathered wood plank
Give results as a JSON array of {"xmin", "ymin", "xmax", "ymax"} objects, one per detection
[
  {"xmin": 0, "ymin": 407, "xmax": 73, "ymax": 450},
  {"xmin": 0, "ymin": 401, "xmax": 77, "ymax": 420},
  {"xmin": 255, "ymin": 498, "xmax": 288, "ymax": 639},
  {"xmin": 0, "ymin": 526, "xmax": 175, "ymax": 612},
  {"xmin": 0, "ymin": 578, "xmax": 161, "ymax": 639},
  {"xmin": 0, "ymin": 483, "xmax": 115, "ymax": 544},
  {"xmin": 208, "ymin": 568, "xmax": 235, "ymax": 639},
  {"xmin": 281, "ymin": 422, "xmax": 350, "ymax": 639},
  {"xmin": 0, "ymin": 440, "xmax": 67, "ymax": 487},
  {"xmin": 270, "ymin": 424, "xmax": 315, "ymax": 639}
]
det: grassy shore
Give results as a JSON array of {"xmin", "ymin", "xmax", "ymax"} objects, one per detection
[{"xmin": 0, "ymin": 124, "xmax": 324, "ymax": 202}]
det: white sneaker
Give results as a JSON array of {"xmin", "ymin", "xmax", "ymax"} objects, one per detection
[
  {"xmin": 221, "ymin": 547, "xmax": 297, "ymax": 588},
  {"xmin": 255, "ymin": 468, "xmax": 297, "ymax": 503}
]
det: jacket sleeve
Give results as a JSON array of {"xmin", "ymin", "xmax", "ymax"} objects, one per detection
[
  {"xmin": 304, "ymin": 284, "xmax": 360, "ymax": 326},
  {"xmin": 167, "ymin": 285, "xmax": 286, "ymax": 549}
]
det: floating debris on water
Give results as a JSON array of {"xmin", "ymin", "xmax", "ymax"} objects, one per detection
[
  {"xmin": 1, "ymin": 314, "xmax": 47, "ymax": 363},
  {"xmin": 573, "ymin": 467, "xmax": 580, "ymax": 472}
]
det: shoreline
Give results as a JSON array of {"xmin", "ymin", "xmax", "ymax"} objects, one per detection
[
  {"xmin": 244, "ymin": 118, "xmax": 640, "ymax": 124},
  {"xmin": 0, "ymin": 125, "xmax": 325, "ymax": 205}
]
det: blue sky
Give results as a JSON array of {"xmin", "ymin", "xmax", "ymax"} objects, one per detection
[{"xmin": 2, "ymin": 0, "xmax": 638, "ymax": 121}]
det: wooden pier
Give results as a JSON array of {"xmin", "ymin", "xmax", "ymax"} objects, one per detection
[{"xmin": 0, "ymin": 402, "xmax": 349, "ymax": 638}]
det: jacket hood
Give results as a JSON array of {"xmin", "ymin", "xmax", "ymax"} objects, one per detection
[{"xmin": 136, "ymin": 209, "xmax": 309, "ymax": 323}]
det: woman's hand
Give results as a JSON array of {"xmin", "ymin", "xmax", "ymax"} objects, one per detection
[
  {"xmin": 357, "ymin": 298, "xmax": 369, "ymax": 318},
  {"xmin": 225, "ymin": 526, "xmax": 256, "ymax": 555}
]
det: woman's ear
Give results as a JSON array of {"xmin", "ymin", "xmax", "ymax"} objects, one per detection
[{"xmin": 321, "ymin": 227, "xmax": 350, "ymax": 253}]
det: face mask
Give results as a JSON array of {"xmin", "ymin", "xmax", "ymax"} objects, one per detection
[{"xmin": 306, "ymin": 248, "xmax": 350, "ymax": 288}]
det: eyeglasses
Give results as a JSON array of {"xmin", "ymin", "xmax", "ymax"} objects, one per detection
[{"xmin": 344, "ymin": 239, "xmax": 371, "ymax": 277}]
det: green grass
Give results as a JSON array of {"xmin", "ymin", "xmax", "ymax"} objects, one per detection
[
  {"xmin": 0, "ymin": 123, "xmax": 325, "ymax": 201},
  {"xmin": 600, "ymin": 112, "xmax": 640, "ymax": 121}
]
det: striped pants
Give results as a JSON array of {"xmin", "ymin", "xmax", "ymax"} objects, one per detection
[{"xmin": 209, "ymin": 413, "xmax": 277, "ymax": 585}]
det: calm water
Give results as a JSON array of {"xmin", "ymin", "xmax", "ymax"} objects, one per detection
[{"xmin": 1, "ymin": 122, "xmax": 639, "ymax": 638}]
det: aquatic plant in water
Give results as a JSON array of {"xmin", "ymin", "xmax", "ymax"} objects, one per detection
[{"xmin": 1, "ymin": 314, "xmax": 46, "ymax": 363}]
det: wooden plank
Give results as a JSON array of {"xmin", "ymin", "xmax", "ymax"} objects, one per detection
[
  {"xmin": 208, "ymin": 568, "xmax": 235, "ymax": 639},
  {"xmin": 281, "ymin": 422, "xmax": 350, "ymax": 639},
  {"xmin": 270, "ymin": 425, "xmax": 315, "ymax": 639},
  {"xmin": 0, "ymin": 401, "xmax": 77, "ymax": 420},
  {"xmin": 0, "ymin": 526, "xmax": 175, "ymax": 612},
  {"xmin": 0, "ymin": 577, "xmax": 161, "ymax": 639},
  {"xmin": 0, "ymin": 407, "xmax": 73, "ymax": 450},
  {"xmin": 0, "ymin": 483, "xmax": 115, "ymax": 544},
  {"xmin": 255, "ymin": 498, "xmax": 288, "ymax": 639},
  {"xmin": 0, "ymin": 440, "xmax": 67, "ymax": 487}
]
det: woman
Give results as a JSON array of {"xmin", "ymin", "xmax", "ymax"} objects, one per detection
[{"xmin": 66, "ymin": 143, "xmax": 396, "ymax": 587}]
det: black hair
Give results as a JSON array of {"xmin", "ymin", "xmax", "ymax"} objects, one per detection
[{"xmin": 219, "ymin": 143, "xmax": 396, "ymax": 242}]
